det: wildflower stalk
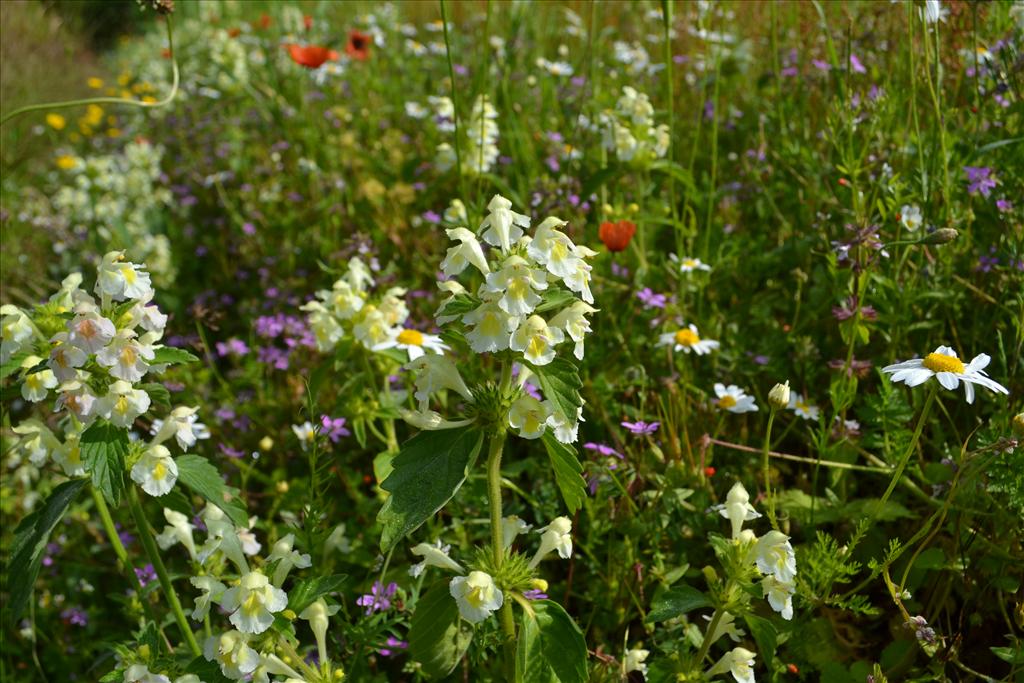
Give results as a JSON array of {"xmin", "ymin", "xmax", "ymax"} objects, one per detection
[
  {"xmin": 127, "ymin": 486, "xmax": 202, "ymax": 657},
  {"xmin": 0, "ymin": 15, "xmax": 179, "ymax": 126},
  {"xmin": 487, "ymin": 360, "xmax": 516, "ymax": 677},
  {"xmin": 695, "ymin": 605, "xmax": 724, "ymax": 664},
  {"xmin": 762, "ymin": 408, "xmax": 779, "ymax": 531},
  {"xmin": 661, "ymin": 0, "xmax": 677, "ymax": 222},
  {"xmin": 439, "ymin": 0, "xmax": 469, "ymax": 206}
]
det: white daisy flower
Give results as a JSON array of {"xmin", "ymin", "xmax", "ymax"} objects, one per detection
[
  {"xmin": 670, "ymin": 253, "xmax": 712, "ymax": 273},
  {"xmin": 292, "ymin": 421, "xmax": 317, "ymax": 450},
  {"xmin": 714, "ymin": 384, "xmax": 758, "ymax": 413},
  {"xmin": 131, "ymin": 444, "xmax": 178, "ymax": 497},
  {"xmin": 899, "ymin": 204, "xmax": 923, "ymax": 231},
  {"xmin": 787, "ymin": 392, "xmax": 820, "ymax": 421},
  {"xmin": 219, "ymin": 570, "xmax": 288, "ymax": 634},
  {"xmin": 881, "ymin": 345, "xmax": 1008, "ymax": 404},
  {"xmin": 449, "ymin": 571, "xmax": 503, "ymax": 624},
  {"xmin": 658, "ymin": 324, "xmax": 719, "ymax": 355},
  {"xmin": 373, "ymin": 328, "xmax": 448, "ymax": 360}
]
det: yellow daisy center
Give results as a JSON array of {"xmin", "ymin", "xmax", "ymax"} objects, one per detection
[
  {"xmin": 718, "ymin": 395, "xmax": 737, "ymax": 409},
  {"xmin": 796, "ymin": 401, "xmax": 810, "ymax": 412},
  {"xmin": 397, "ymin": 329, "xmax": 424, "ymax": 346},
  {"xmin": 674, "ymin": 329, "xmax": 700, "ymax": 346},
  {"xmin": 683, "ymin": 259, "xmax": 698, "ymax": 268},
  {"xmin": 922, "ymin": 352, "xmax": 964, "ymax": 374}
]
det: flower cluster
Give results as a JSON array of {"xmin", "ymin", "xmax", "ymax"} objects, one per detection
[
  {"xmin": 403, "ymin": 194, "xmax": 597, "ymax": 442},
  {"xmin": 301, "ymin": 257, "xmax": 444, "ymax": 361},
  {"xmin": 436, "ymin": 95, "xmax": 501, "ymax": 176},
  {"xmin": 600, "ymin": 86, "xmax": 670, "ymax": 165}
]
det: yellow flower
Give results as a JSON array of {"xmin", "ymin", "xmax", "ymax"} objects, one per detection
[
  {"xmin": 45, "ymin": 113, "xmax": 66, "ymax": 130},
  {"xmin": 56, "ymin": 155, "xmax": 78, "ymax": 170},
  {"xmin": 87, "ymin": 77, "xmax": 104, "ymax": 89},
  {"xmin": 117, "ymin": 72, "xmax": 132, "ymax": 86},
  {"xmin": 107, "ymin": 128, "xmax": 122, "ymax": 138},
  {"xmin": 141, "ymin": 95, "xmax": 157, "ymax": 104}
]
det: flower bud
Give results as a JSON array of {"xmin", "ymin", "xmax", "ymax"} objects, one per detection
[
  {"xmin": 918, "ymin": 228, "xmax": 958, "ymax": 245},
  {"xmin": 530, "ymin": 578, "xmax": 549, "ymax": 592},
  {"xmin": 260, "ymin": 436, "xmax": 274, "ymax": 451},
  {"xmin": 768, "ymin": 381, "xmax": 790, "ymax": 410},
  {"xmin": 1012, "ymin": 413, "xmax": 1024, "ymax": 436}
]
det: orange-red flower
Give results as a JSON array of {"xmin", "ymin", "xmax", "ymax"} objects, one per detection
[
  {"xmin": 303, "ymin": 15, "xmax": 313, "ymax": 31},
  {"xmin": 598, "ymin": 220, "xmax": 636, "ymax": 252},
  {"xmin": 346, "ymin": 30, "xmax": 373, "ymax": 61},
  {"xmin": 286, "ymin": 44, "xmax": 339, "ymax": 69},
  {"xmin": 254, "ymin": 13, "xmax": 271, "ymax": 31}
]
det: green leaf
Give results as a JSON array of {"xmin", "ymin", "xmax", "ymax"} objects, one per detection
[
  {"xmin": 377, "ymin": 427, "xmax": 483, "ymax": 551},
  {"xmin": 534, "ymin": 288, "xmax": 577, "ymax": 315},
  {"xmin": 139, "ymin": 382, "xmax": 171, "ymax": 410},
  {"xmin": 743, "ymin": 613, "xmax": 778, "ymax": 666},
  {"xmin": 520, "ymin": 600, "xmax": 588, "ymax": 683},
  {"xmin": 541, "ymin": 432, "xmax": 586, "ymax": 514},
  {"xmin": 287, "ymin": 574, "xmax": 349, "ymax": 614},
  {"xmin": 80, "ymin": 420, "xmax": 128, "ymax": 506},
  {"xmin": 0, "ymin": 351, "xmax": 29, "ymax": 380},
  {"xmin": 437, "ymin": 293, "xmax": 478, "ymax": 318},
  {"xmin": 529, "ymin": 357, "xmax": 583, "ymax": 421},
  {"xmin": 6, "ymin": 478, "xmax": 89, "ymax": 622},
  {"xmin": 408, "ymin": 583, "xmax": 473, "ymax": 679},
  {"xmin": 151, "ymin": 346, "xmax": 201, "ymax": 366},
  {"xmin": 99, "ymin": 669, "xmax": 125, "ymax": 683},
  {"xmin": 647, "ymin": 583, "xmax": 711, "ymax": 623},
  {"xmin": 175, "ymin": 454, "xmax": 249, "ymax": 528},
  {"xmin": 185, "ymin": 655, "xmax": 233, "ymax": 683},
  {"xmin": 517, "ymin": 606, "xmax": 559, "ymax": 683}
]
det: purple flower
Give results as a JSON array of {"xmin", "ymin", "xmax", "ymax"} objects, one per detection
[
  {"xmin": 320, "ymin": 415, "xmax": 351, "ymax": 443},
  {"xmin": 523, "ymin": 381, "xmax": 543, "ymax": 401},
  {"xmin": 812, "ymin": 59, "xmax": 831, "ymax": 72},
  {"xmin": 61, "ymin": 607, "xmax": 88, "ymax": 627},
  {"xmin": 135, "ymin": 564, "xmax": 157, "ymax": 588},
  {"xmin": 610, "ymin": 261, "xmax": 630, "ymax": 279},
  {"xmin": 242, "ymin": 222, "xmax": 257, "ymax": 236},
  {"xmin": 356, "ymin": 581, "xmax": 398, "ymax": 615},
  {"xmin": 583, "ymin": 442, "xmax": 623, "ymax": 459},
  {"xmin": 523, "ymin": 589, "xmax": 548, "ymax": 600},
  {"xmin": 621, "ymin": 420, "xmax": 659, "ymax": 435},
  {"xmin": 996, "ymin": 198, "xmax": 1013, "ymax": 213},
  {"xmin": 379, "ymin": 636, "xmax": 408, "ymax": 657},
  {"xmin": 422, "ymin": 210, "xmax": 442, "ymax": 224},
  {"xmin": 964, "ymin": 166, "xmax": 997, "ymax": 197},
  {"xmin": 636, "ymin": 287, "xmax": 667, "ymax": 310},
  {"xmin": 218, "ymin": 443, "xmax": 246, "ymax": 459},
  {"xmin": 849, "ymin": 54, "xmax": 866, "ymax": 74}
]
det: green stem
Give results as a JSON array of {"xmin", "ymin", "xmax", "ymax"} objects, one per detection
[
  {"xmin": 128, "ymin": 486, "xmax": 202, "ymax": 657},
  {"xmin": 439, "ymin": 0, "xmax": 468, "ymax": 205},
  {"xmin": 489, "ymin": 360, "xmax": 516, "ymax": 677},
  {"xmin": 1, "ymin": 15, "xmax": 179, "ymax": 126},
  {"xmin": 695, "ymin": 606, "xmax": 724, "ymax": 664},
  {"xmin": 762, "ymin": 409, "xmax": 778, "ymax": 530}
]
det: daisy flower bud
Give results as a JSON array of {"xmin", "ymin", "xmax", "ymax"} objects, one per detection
[
  {"xmin": 768, "ymin": 381, "xmax": 791, "ymax": 410},
  {"xmin": 449, "ymin": 571, "xmax": 503, "ymax": 624},
  {"xmin": 918, "ymin": 228, "xmax": 958, "ymax": 245}
]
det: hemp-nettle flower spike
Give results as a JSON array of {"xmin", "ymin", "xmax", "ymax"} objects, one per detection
[
  {"xmin": 267, "ymin": 533, "xmax": 312, "ymax": 586},
  {"xmin": 716, "ymin": 482, "xmax": 762, "ymax": 539},
  {"xmin": 882, "ymin": 345, "xmax": 1008, "ymax": 404},
  {"xmin": 203, "ymin": 630, "xmax": 259, "ymax": 679},
  {"xmin": 762, "ymin": 574, "xmax": 795, "ymax": 620},
  {"xmin": 155, "ymin": 508, "xmax": 198, "ymax": 560},
  {"xmin": 754, "ymin": 530, "xmax": 798, "ymax": 583},
  {"xmin": 463, "ymin": 299, "xmax": 517, "ymax": 353},
  {"xmin": 707, "ymin": 647, "xmax": 756, "ymax": 683},
  {"xmin": 479, "ymin": 194, "xmax": 531, "ymax": 252},
  {"xmin": 405, "ymin": 355, "xmax": 472, "ymax": 411},
  {"xmin": 450, "ymin": 571, "xmax": 503, "ymax": 623},
  {"xmin": 219, "ymin": 570, "xmax": 288, "ymax": 634},
  {"xmin": 299, "ymin": 597, "xmax": 340, "ymax": 666},
  {"xmin": 485, "ymin": 255, "xmax": 549, "ymax": 317},
  {"xmin": 410, "ymin": 539, "xmax": 464, "ymax": 576},
  {"xmin": 131, "ymin": 444, "xmax": 178, "ymax": 497},
  {"xmin": 510, "ymin": 315, "xmax": 565, "ymax": 366},
  {"xmin": 529, "ymin": 516, "xmax": 573, "ymax": 569},
  {"xmin": 509, "ymin": 395, "xmax": 551, "ymax": 439}
]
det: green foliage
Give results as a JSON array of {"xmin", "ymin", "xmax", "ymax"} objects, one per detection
[
  {"xmin": 517, "ymin": 600, "xmax": 588, "ymax": 683},
  {"xmin": 80, "ymin": 419, "xmax": 128, "ymax": 506},
  {"xmin": 408, "ymin": 583, "xmax": 474, "ymax": 679},
  {"xmin": 540, "ymin": 432, "xmax": 586, "ymax": 513},
  {"xmin": 150, "ymin": 346, "xmax": 200, "ymax": 366},
  {"xmin": 287, "ymin": 574, "xmax": 349, "ymax": 614},
  {"xmin": 174, "ymin": 454, "xmax": 249, "ymax": 528},
  {"xmin": 646, "ymin": 583, "xmax": 711, "ymax": 623},
  {"xmin": 528, "ymin": 358, "xmax": 583, "ymax": 423},
  {"xmin": 798, "ymin": 531, "xmax": 879, "ymax": 616}
]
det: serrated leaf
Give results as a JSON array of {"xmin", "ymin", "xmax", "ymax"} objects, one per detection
[
  {"xmin": 139, "ymin": 382, "xmax": 171, "ymax": 410},
  {"xmin": 175, "ymin": 454, "xmax": 249, "ymax": 528},
  {"xmin": 377, "ymin": 427, "xmax": 483, "ymax": 551},
  {"xmin": 529, "ymin": 357, "xmax": 583, "ymax": 421},
  {"xmin": 541, "ymin": 432, "xmax": 586, "ymax": 513},
  {"xmin": 80, "ymin": 420, "xmax": 128, "ymax": 506},
  {"xmin": 520, "ymin": 600, "xmax": 588, "ymax": 683},
  {"xmin": 535, "ymin": 288, "xmax": 577, "ymax": 315},
  {"xmin": 0, "ymin": 352, "xmax": 29, "ymax": 380},
  {"xmin": 151, "ymin": 346, "xmax": 200, "ymax": 366},
  {"xmin": 743, "ymin": 613, "xmax": 777, "ymax": 666},
  {"xmin": 647, "ymin": 583, "xmax": 711, "ymax": 623},
  {"xmin": 6, "ymin": 478, "xmax": 89, "ymax": 622},
  {"xmin": 437, "ymin": 293, "xmax": 478, "ymax": 318},
  {"xmin": 98, "ymin": 669, "xmax": 125, "ymax": 683},
  {"xmin": 408, "ymin": 583, "xmax": 473, "ymax": 679},
  {"xmin": 288, "ymin": 574, "xmax": 349, "ymax": 614},
  {"xmin": 517, "ymin": 606, "xmax": 559, "ymax": 683}
]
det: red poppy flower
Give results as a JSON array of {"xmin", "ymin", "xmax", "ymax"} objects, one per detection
[
  {"xmin": 227, "ymin": 27, "xmax": 241, "ymax": 38},
  {"xmin": 346, "ymin": 30, "xmax": 373, "ymax": 61},
  {"xmin": 598, "ymin": 220, "xmax": 637, "ymax": 252},
  {"xmin": 303, "ymin": 15, "xmax": 313, "ymax": 31},
  {"xmin": 254, "ymin": 13, "xmax": 271, "ymax": 31},
  {"xmin": 286, "ymin": 44, "xmax": 339, "ymax": 69}
]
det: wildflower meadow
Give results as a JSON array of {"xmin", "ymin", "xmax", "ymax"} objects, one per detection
[{"xmin": 1, "ymin": 0, "xmax": 1023, "ymax": 681}]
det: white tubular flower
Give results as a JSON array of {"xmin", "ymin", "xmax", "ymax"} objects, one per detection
[
  {"xmin": 410, "ymin": 539, "xmax": 464, "ymax": 577},
  {"xmin": 548, "ymin": 301, "xmax": 597, "ymax": 360},
  {"xmin": 53, "ymin": 432, "xmax": 86, "ymax": 476},
  {"xmin": 155, "ymin": 508, "xmax": 198, "ymax": 560},
  {"xmin": 463, "ymin": 300, "xmax": 516, "ymax": 353},
  {"xmin": 657, "ymin": 324, "xmax": 719, "ymax": 355},
  {"xmin": 560, "ymin": 256, "xmax": 594, "ymax": 304},
  {"xmin": 502, "ymin": 515, "xmax": 532, "ymax": 550},
  {"xmin": 754, "ymin": 530, "xmax": 798, "ymax": 584},
  {"xmin": 527, "ymin": 217, "xmax": 579, "ymax": 279},
  {"xmin": 528, "ymin": 516, "xmax": 573, "ymax": 569},
  {"xmin": 190, "ymin": 575, "xmax": 227, "ymax": 620},
  {"xmin": 786, "ymin": 392, "xmax": 820, "ymax": 421},
  {"xmin": 624, "ymin": 648, "xmax": 650, "ymax": 675},
  {"xmin": 96, "ymin": 250, "xmax": 153, "ymax": 301},
  {"xmin": 702, "ymin": 610, "xmax": 746, "ymax": 646},
  {"xmin": 197, "ymin": 505, "xmax": 250, "ymax": 573},
  {"xmin": 299, "ymin": 598, "xmax": 339, "ymax": 666},
  {"xmin": 268, "ymin": 533, "xmax": 312, "ymax": 586},
  {"xmin": 510, "ymin": 315, "xmax": 564, "ymax": 366},
  {"xmin": 152, "ymin": 406, "xmax": 205, "ymax": 450},
  {"xmin": 713, "ymin": 384, "xmax": 758, "ymax": 414},
  {"xmin": 485, "ymin": 256, "xmax": 548, "ymax": 317},
  {"xmin": 220, "ymin": 570, "xmax": 288, "ymax": 634},
  {"xmin": 352, "ymin": 307, "xmax": 393, "ymax": 349},
  {"xmin": 303, "ymin": 301, "xmax": 344, "ymax": 352},
  {"xmin": 435, "ymin": 280, "xmax": 467, "ymax": 325},
  {"xmin": 718, "ymin": 482, "xmax": 762, "ymax": 539},
  {"xmin": 238, "ymin": 520, "xmax": 262, "ymax": 556},
  {"xmin": 900, "ymin": 204, "xmax": 923, "ymax": 230},
  {"xmin": 21, "ymin": 368, "xmax": 57, "ymax": 403},
  {"xmin": 133, "ymin": 299, "xmax": 169, "ymax": 335},
  {"xmin": 66, "ymin": 311, "xmax": 115, "ymax": 354},
  {"xmin": 292, "ymin": 421, "xmax": 316, "ymax": 450},
  {"xmin": 99, "ymin": 381, "xmax": 151, "ymax": 427},
  {"xmin": 346, "ymin": 256, "xmax": 374, "ymax": 292},
  {"xmin": 707, "ymin": 647, "xmax": 756, "ymax": 683},
  {"xmin": 48, "ymin": 333, "xmax": 87, "ymax": 382},
  {"xmin": 406, "ymin": 355, "xmax": 473, "ymax": 411},
  {"xmin": 12, "ymin": 420, "xmax": 59, "ymax": 467},
  {"xmin": 327, "ymin": 279, "xmax": 365, "ymax": 320},
  {"xmin": 441, "ymin": 228, "xmax": 491, "ymax": 277},
  {"xmin": 1, "ymin": 304, "xmax": 34, "ymax": 363},
  {"xmin": 762, "ymin": 575, "xmax": 795, "ymax": 620},
  {"xmin": 545, "ymin": 403, "xmax": 583, "ymax": 444},
  {"xmin": 96, "ymin": 331, "xmax": 154, "ymax": 382},
  {"xmin": 399, "ymin": 409, "xmax": 474, "ymax": 431},
  {"xmin": 449, "ymin": 571, "xmax": 504, "ymax": 624},
  {"xmin": 204, "ymin": 630, "xmax": 259, "ymax": 679},
  {"xmin": 258, "ymin": 653, "xmax": 304, "ymax": 682},
  {"xmin": 56, "ymin": 378, "xmax": 98, "ymax": 423},
  {"xmin": 882, "ymin": 346, "xmax": 1008, "ymax": 404},
  {"xmin": 378, "ymin": 287, "xmax": 410, "ymax": 327},
  {"xmin": 479, "ymin": 194, "xmax": 530, "ymax": 252},
  {"xmin": 124, "ymin": 664, "xmax": 171, "ymax": 683},
  {"xmin": 131, "ymin": 444, "xmax": 178, "ymax": 497},
  {"xmin": 508, "ymin": 395, "xmax": 550, "ymax": 439}
]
